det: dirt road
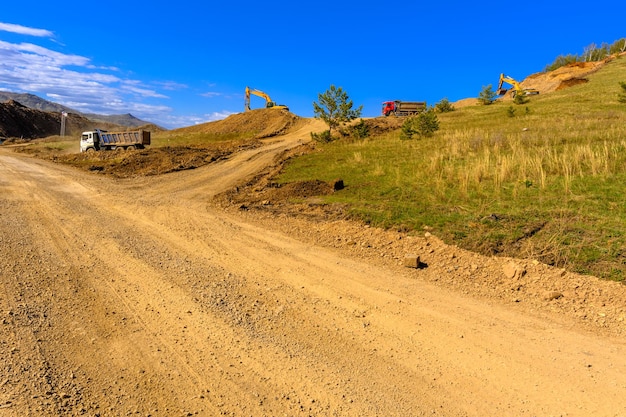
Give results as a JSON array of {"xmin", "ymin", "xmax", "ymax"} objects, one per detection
[{"xmin": 1, "ymin": 125, "xmax": 626, "ymax": 416}]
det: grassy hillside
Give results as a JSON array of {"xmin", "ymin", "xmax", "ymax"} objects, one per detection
[{"xmin": 278, "ymin": 57, "xmax": 626, "ymax": 282}]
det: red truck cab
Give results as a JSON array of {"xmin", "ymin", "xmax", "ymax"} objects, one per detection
[{"xmin": 381, "ymin": 101, "xmax": 396, "ymax": 117}]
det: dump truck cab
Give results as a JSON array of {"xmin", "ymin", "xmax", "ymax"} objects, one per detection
[{"xmin": 80, "ymin": 130, "xmax": 99, "ymax": 152}]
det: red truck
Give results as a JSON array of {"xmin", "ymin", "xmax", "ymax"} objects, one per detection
[{"xmin": 381, "ymin": 100, "xmax": 426, "ymax": 117}]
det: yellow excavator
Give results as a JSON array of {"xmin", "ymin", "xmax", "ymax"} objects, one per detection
[
  {"xmin": 497, "ymin": 73, "xmax": 539, "ymax": 98},
  {"xmin": 244, "ymin": 86, "xmax": 289, "ymax": 111}
]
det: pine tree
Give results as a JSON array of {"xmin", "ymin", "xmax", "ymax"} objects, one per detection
[{"xmin": 313, "ymin": 85, "xmax": 363, "ymax": 135}]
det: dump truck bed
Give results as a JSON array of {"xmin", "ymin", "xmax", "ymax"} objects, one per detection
[{"xmin": 99, "ymin": 130, "xmax": 151, "ymax": 146}]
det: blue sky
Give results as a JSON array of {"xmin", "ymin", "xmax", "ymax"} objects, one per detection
[{"xmin": 0, "ymin": 1, "xmax": 623, "ymax": 129}]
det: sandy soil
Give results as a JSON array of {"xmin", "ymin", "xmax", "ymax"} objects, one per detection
[{"xmin": 1, "ymin": 116, "xmax": 626, "ymax": 417}]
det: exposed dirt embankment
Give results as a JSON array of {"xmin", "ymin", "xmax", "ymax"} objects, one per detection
[
  {"xmin": 171, "ymin": 108, "xmax": 300, "ymax": 138},
  {"xmin": 522, "ymin": 60, "xmax": 606, "ymax": 92},
  {"xmin": 0, "ymin": 100, "xmax": 147, "ymax": 140}
]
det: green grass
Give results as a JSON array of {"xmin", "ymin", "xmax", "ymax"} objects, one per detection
[{"xmin": 278, "ymin": 57, "xmax": 626, "ymax": 282}]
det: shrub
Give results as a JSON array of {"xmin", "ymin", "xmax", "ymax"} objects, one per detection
[
  {"xmin": 313, "ymin": 85, "xmax": 363, "ymax": 134},
  {"xmin": 478, "ymin": 85, "xmax": 497, "ymax": 105},
  {"xmin": 435, "ymin": 98, "xmax": 455, "ymax": 113},
  {"xmin": 311, "ymin": 130, "xmax": 333, "ymax": 143},
  {"xmin": 350, "ymin": 119, "xmax": 369, "ymax": 139},
  {"xmin": 513, "ymin": 92, "xmax": 529, "ymax": 105},
  {"xmin": 507, "ymin": 106, "xmax": 516, "ymax": 117},
  {"xmin": 400, "ymin": 108, "xmax": 439, "ymax": 139},
  {"xmin": 618, "ymin": 81, "xmax": 626, "ymax": 103},
  {"xmin": 609, "ymin": 38, "xmax": 626, "ymax": 54},
  {"xmin": 544, "ymin": 54, "xmax": 580, "ymax": 72}
]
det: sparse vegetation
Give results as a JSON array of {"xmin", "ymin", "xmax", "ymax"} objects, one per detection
[
  {"xmin": 513, "ymin": 92, "xmax": 529, "ymax": 105},
  {"xmin": 435, "ymin": 98, "xmax": 455, "ymax": 113},
  {"xmin": 618, "ymin": 81, "xmax": 626, "ymax": 103},
  {"xmin": 312, "ymin": 85, "xmax": 363, "ymax": 140},
  {"xmin": 279, "ymin": 57, "xmax": 626, "ymax": 282},
  {"xmin": 349, "ymin": 118, "xmax": 370, "ymax": 140},
  {"xmin": 544, "ymin": 38, "xmax": 626, "ymax": 71},
  {"xmin": 400, "ymin": 108, "xmax": 439, "ymax": 139},
  {"xmin": 478, "ymin": 84, "xmax": 497, "ymax": 105},
  {"xmin": 311, "ymin": 129, "xmax": 333, "ymax": 143},
  {"xmin": 506, "ymin": 106, "xmax": 516, "ymax": 117}
]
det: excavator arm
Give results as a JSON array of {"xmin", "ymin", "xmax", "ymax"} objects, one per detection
[
  {"xmin": 497, "ymin": 73, "xmax": 539, "ymax": 98},
  {"xmin": 497, "ymin": 73, "xmax": 520, "ymax": 96},
  {"xmin": 244, "ymin": 86, "xmax": 288, "ymax": 111}
]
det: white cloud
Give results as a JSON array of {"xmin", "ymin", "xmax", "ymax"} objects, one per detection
[
  {"xmin": 155, "ymin": 81, "xmax": 188, "ymax": 91},
  {"xmin": 0, "ymin": 36, "xmax": 175, "ymax": 124},
  {"xmin": 0, "ymin": 22, "xmax": 53, "ymax": 38},
  {"xmin": 201, "ymin": 91, "xmax": 222, "ymax": 98},
  {"xmin": 0, "ymin": 23, "xmax": 233, "ymax": 129}
]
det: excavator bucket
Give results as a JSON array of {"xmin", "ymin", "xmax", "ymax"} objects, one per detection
[{"xmin": 496, "ymin": 88, "xmax": 508, "ymax": 96}]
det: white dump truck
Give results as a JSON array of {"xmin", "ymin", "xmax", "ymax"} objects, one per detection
[{"xmin": 80, "ymin": 129, "xmax": 151, "ymax": 152}]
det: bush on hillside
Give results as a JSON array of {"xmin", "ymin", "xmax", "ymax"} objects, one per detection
[
  {"xmin": 311, "ymin": 130, "xmax": 333, "ymax": 143},
  {"xmin": 313, "ymin": 85, "xmax": 363, "ymax": 135},
  {"xmin": 478, "ymin": 85, "xmax": 497, "ymax": 105},
  {"xmin": 544, "ymin": 38, "xmax": 626, "ymax": 72},
  {"xmin": 435, "ymin": 98, "xmax": 455, "ymax": 113},
  {"xmin": 609, "ymin": 38, "xmax": 626, "ymax": 54},
  {"xmin": 544, "ymin": 54, "xmax": 579, "ymax": 72},
  {"xmin": 506, "ymin": 106, "xmax": 516, "ymax": 117},
  {"xmin": 513, "ymin": 92, "xmax": 529, "ymax": 105},
  {"xmin": 618, "ymin": 81, "xmax": 626, "ymax": 104},
  {"xmin": 400, "ymin": 108, "xmax": 439, "ymax": 139},
  {"xmin": 349, "ymin": 118, "xmax": 370, "ymax": 139}
]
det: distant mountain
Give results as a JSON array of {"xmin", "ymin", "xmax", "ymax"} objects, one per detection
[
  {"xmin": 82, "ymin": 112, "xmax": 149, "ymax": 128},
  {"xmin": 0, "ymin": 99, "xmax": 162, "ymax": 140},
  {"xmin": 0, "ymin": 99, "xmax": 81, "ymax": 139},
  {"xmin": 0, "ymin": 92, "xmax": 73, "ymax": 113},
  {"xmin": 0, "ymin": 91, "xmax": 155, "ymax": 128}
]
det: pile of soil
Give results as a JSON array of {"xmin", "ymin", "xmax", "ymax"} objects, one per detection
[
  {"xmin": 522, "ymin": 60, "xmax": 606, "ymax": 93},
  {"xmin": 47, "ymin": 140, "xmax": 260, "ymax": 178},
  {"xmin": 454, "ymin": 58, "xmax": 614, "ymax": 107},
  {"xmin": 348, "ymin": 116, "xmax": 404, "ymax": 136},
  {"xmin": 172, "ymin": 108, "xmax": 299, "ymax": 138},
  {"xmin": 0, "ymin": 100, "xmax": 65, "ymax": 139}
]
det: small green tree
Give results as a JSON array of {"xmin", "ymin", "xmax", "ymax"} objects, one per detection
[
  {"xmin": 312, "ymin": 85, "xmax": 363, "ymax": 138},
  {"xmin": 350, "ymin": 118, "xmax": 370, "ymax": 140},
  {"xmin": 618, "ymin": 81, "xmax": 626, "ymax": 103},
  {"xmin": 507, "ymin": 106, "xmax": 516, "ymax": 117},
  {"xmin": 513, "ymin": 92, "xmax": 529, "ymax": 105},
  {"xmin": 435, "ymin": 98, "xmax": 455, "ymax": 113},
  {"xmin": 478, "ymin": 84, "xmax": 497, "ymax": 105},
  {"xmin": 400, "ymin": 108, "xmax": 439, "ymax": 139}
]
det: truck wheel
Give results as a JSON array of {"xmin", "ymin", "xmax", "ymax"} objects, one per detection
[
  {"xmin": 115, "ymin": 146, "xmax": 125, "ymax": 152},
  {"xmin": 127, "ymin": 145, "xmax": 136, "ymax": 151},
  {"xmin": 86, "ymin": 147, "xmax": 95, "ymax": 153}
]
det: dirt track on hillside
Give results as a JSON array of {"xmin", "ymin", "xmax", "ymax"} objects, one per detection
[{"xmin": 1, "ymin": 116, "xmax": 626, "ymax": 416}]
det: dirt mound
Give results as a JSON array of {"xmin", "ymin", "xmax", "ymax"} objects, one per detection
[
  {"xmin": 521, "ymin": 60, "xmax": 606, "ymax": 94},
  {"xmin": 357, "ymin": 117, "xmax": 404, "ymax": 135},
  {"xmin": 454, "ymin": 59, "xmax": 611, "ymax": 106},
  {"xmin": 453, "ymin": 98, "xmax": 480, "ymax": 108},
  {"xmin": 172, "ymin": 109, "xmax": 299, "ymax": 139},
  {"xmin": 47, "ymin": 140, "xmax": 259, "ymax": 178},
  {"xmin": 0, "ymin": 100, "xmax": 64, "ymax": 139}
]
